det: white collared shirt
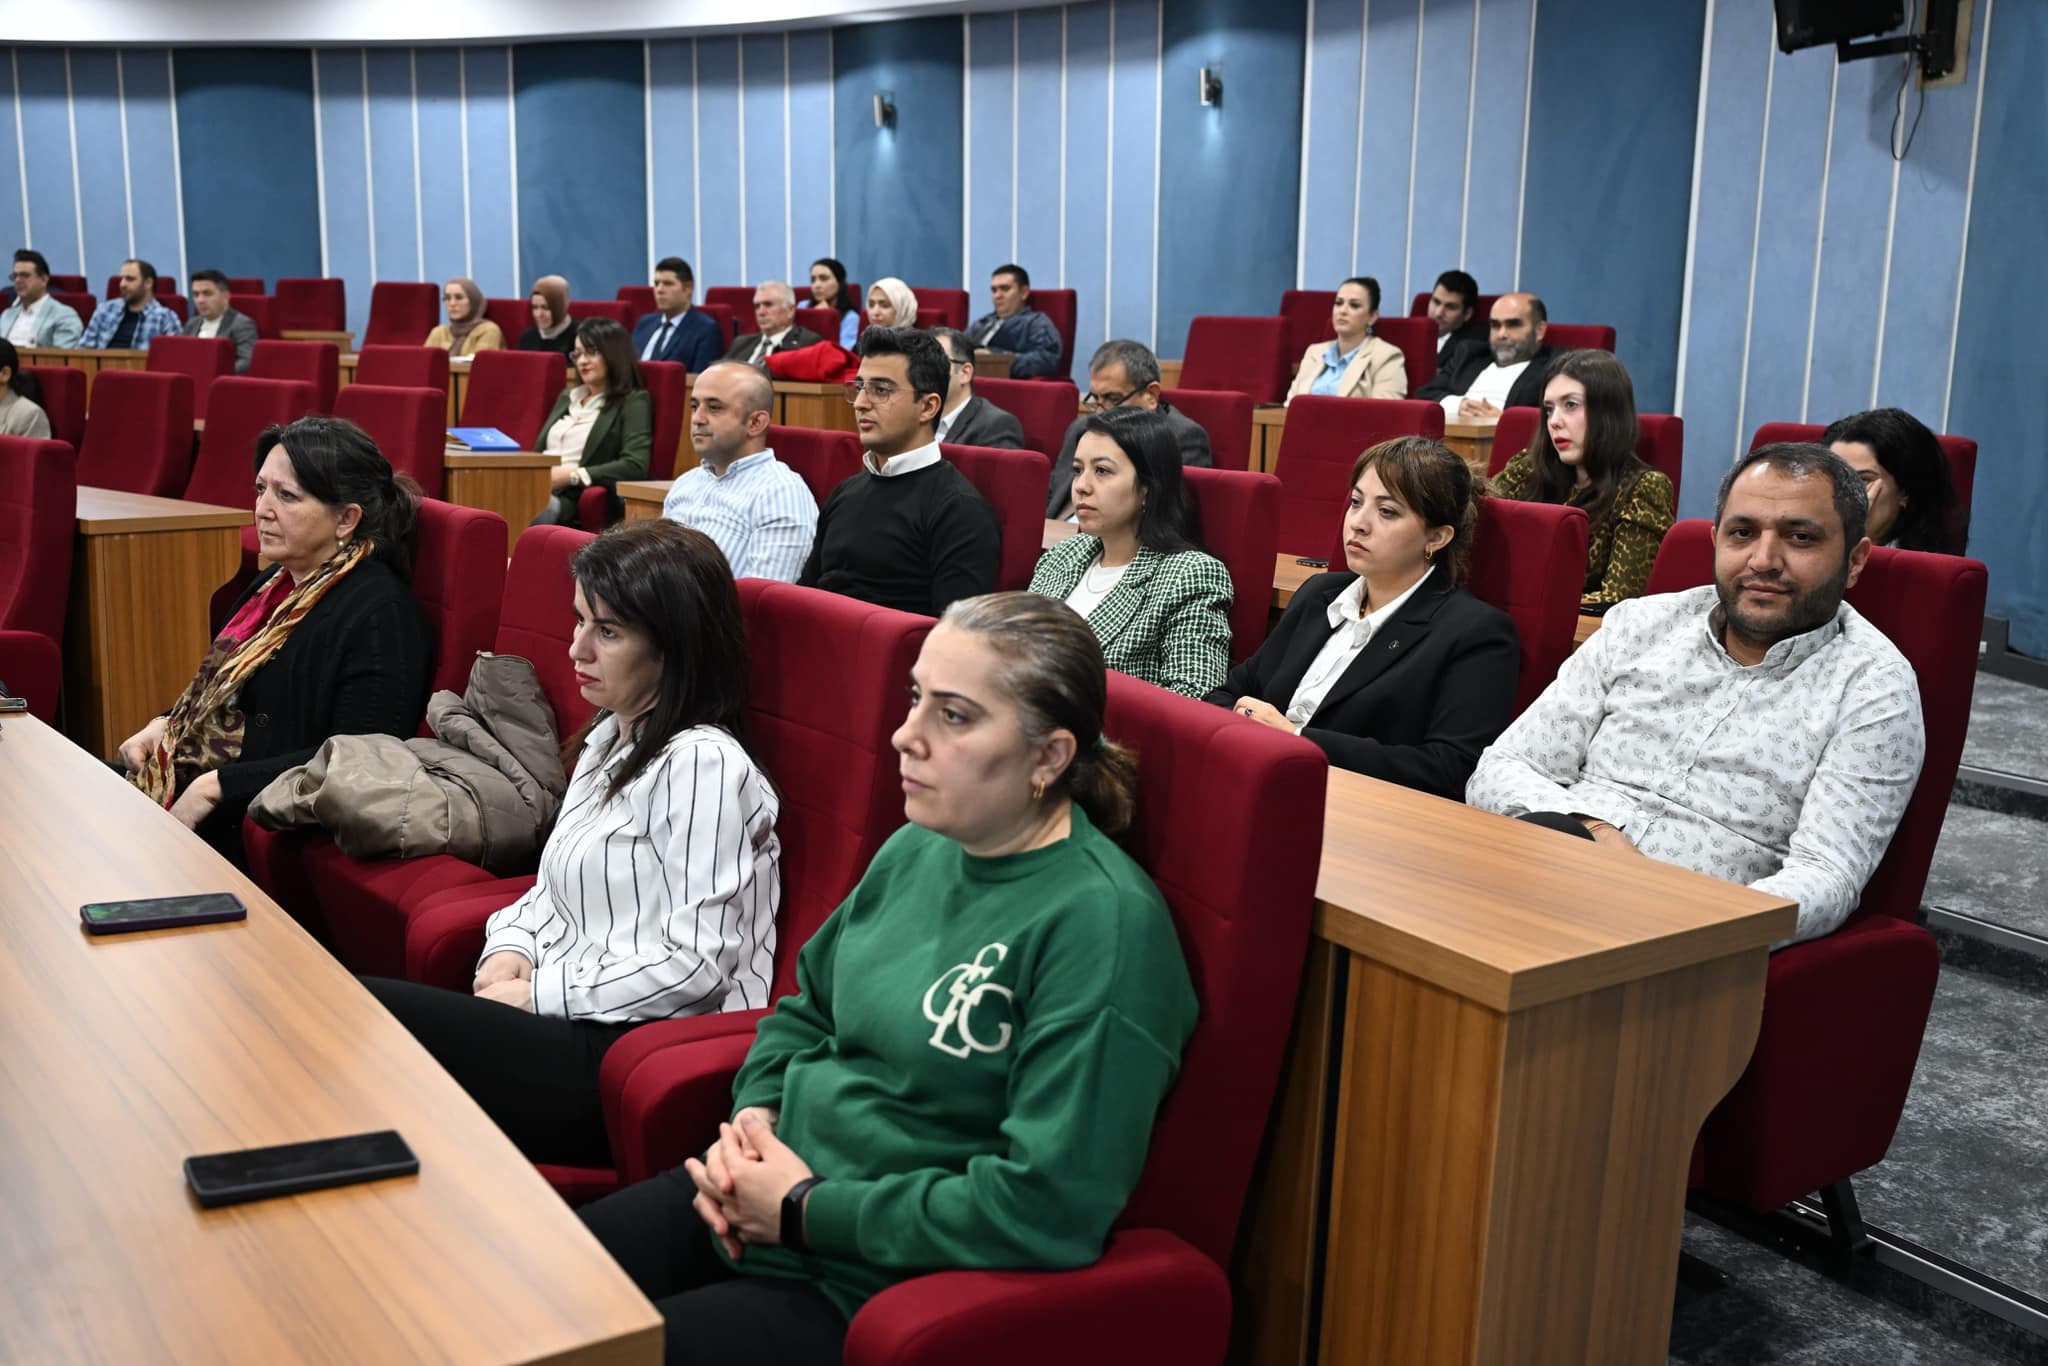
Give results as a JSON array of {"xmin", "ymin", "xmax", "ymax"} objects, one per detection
[
  {"xmin": 862, "ymin": 439, "xmax": 943, "ymax": 478},
  {"xmin": 642, "ymin": 308, "xmax": 687, "ymax": 360},
  {"xmin": 1283, "ymin": 569, "xmax": 1433, "ymax": 729},
  {"xmin": 748, "ymin": 326, "xmax": 794, "ymax": 364},
  {"xmin": 1435, "ymin": 331, "xmax": 1453, "ymax": 354},
  {"xmin": 935, "ymin": 394, "xmax": 970, "ymax": 441},
  {"xmin": 1440, "ymin": 357, "xmax": 1531, "ymax": 416},
  {"xmin": 196, "ymin": 313, "xmax": 223, "ymax": 338},
  {"xmin": 6, "ymin": 294, "xmax": 45, "ymax": 344},
  {"xmin": 544, "ymin": 384, "xmax": 606, "ymax": 465}
]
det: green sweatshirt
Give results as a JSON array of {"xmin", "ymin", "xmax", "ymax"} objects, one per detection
[{"xmin": 722, "ymin": 804, "xmax": 1197, "ymax": 1318}]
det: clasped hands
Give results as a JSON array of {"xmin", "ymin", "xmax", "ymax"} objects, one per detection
[
  {"xmin": 473, "ymin": 950, "xmax": 537, "ymax": 1010},
  {"xmin": 685, "ymin": 1107, "xmax": 813, "ymax": 1258},
  {"xmin": 1457, "ymin": 396, "xmax": 1502, "ymax": 420}
]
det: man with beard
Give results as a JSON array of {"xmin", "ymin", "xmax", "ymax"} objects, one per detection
[
  {"xmin": 1418, "ymin": 290, "xmax": 1555, "ymax": 420},
  {"xmin": 1465, "ymin": 444, "xmax": 1923, "ymax": 946}
]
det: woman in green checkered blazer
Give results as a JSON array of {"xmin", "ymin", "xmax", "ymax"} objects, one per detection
[{"xmin": 1028, "ymin": 407, "xmax": 1233, "ymax": 698}]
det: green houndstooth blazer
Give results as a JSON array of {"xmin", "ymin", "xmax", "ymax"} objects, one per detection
[{"xmin": 1028, "ymin": 535, "xmax": 1235, "ymax": 698}]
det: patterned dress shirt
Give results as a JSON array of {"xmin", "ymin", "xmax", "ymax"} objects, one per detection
[
  {"xmin": 1466, "ymin": 585, "xmax": 1924, "ymax": 944},
  {"xmin": 80, "ymin": 296, "xmax": 184, "ymax": 349},
  {"xmin": 661, "ymin": 448, "xmax": 819, "ymax": 583}
]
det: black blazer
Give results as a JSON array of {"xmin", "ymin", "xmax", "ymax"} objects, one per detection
[
  {"xmin": 721, "ymin": 325, "xmax": 826, "ymax": 366},
  {"xmin": 196, "ymin": 558, "xmax": 432, "ymax": 863},
  {"xmin": 1206, "ymin": 565, "xmax": 1519, "ymax": 798},
  {"xmin": 941, "ymin": 393, "xmax": 1026, "ymax": 449},
  {"xmin": 1418, "ymin": 341, "xmax": 1555, "ymax": 409}
]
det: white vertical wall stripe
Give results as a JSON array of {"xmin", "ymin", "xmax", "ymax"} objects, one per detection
[
  {"xmin": 1512, "ymin": 0, "xmax": 1539, "ymax": 286},
  {"xmin": 826, "ymin": 33, "xmax": 836, "ymax": 257},
  {"xmin": 1457, "ymin": 0, "xmax": 1479, "ymax": 266},
  {"xmin": 459, "ymin": 49, "xmax": 474, "ymax": 278},
  {"xmin": 10, "ymin": 53, "xmax": 28, "ymax": 245},
  {"xmin": 1103, "ymin": 1, "xmax": 1115, "ymax": 344},
  {"xmin": 690, "ymin": 40, "xmax": 702, "ymax": 272},
  {"xmin": 166, "ymin": 50, "xmax": 187, "ymax": 289},
  {"xmin": 311, "ymin": 51, "xmax": 330, "ymax": 276},
  {"xmin": 736, "ymin": 37, "xmax": 748, "ymax": 284},
  {"xmin": 1797, "ymin": 56, "xmax": 1839, "ymax": 423},
  {"xmin": 1347, "ymin": 0, "xmax": 1370, "ymax": 283},
  {"xmin": 505, "ymin": 48, "xmax": 520, "ymax": 289},
  {"xmin": 1672, "ymin": 0, "xmax": 1717, "ymax": 417},
  {"xmin": 409, "ymin": 50, "xmax": 424, "ymax": 278},
  {"xmin": 1292, "ymin": 0, "xmax": 1316, "ymax": 290},
  {"xmin": 115, "ymin": 52, "xmax": 134, "ymax": 257},
  {"xmin": 360, "ymin": 50, "xmax": 378, "ymax": 283},
  {"xmin": 643, "ymin": 40, "xmax": 655, "ymax": 283},
  {"xmin": 962, "ymin": 16, "xmax": 973, "ymax": 289},
  {"xmin": 781, "ymin": 36, "xmax": 791, "ymax": 281},
  {"xmin": 1941, "ymin": 0, "xmax": 1993, "ymax": 432},
  {"xmin": 1870, "ymin": 108, "xmax": 1903, "ymax": 405},
  {"xmin": 1732, "ymin": 10, "xmax": 1777, "ymax": 462},
  {"xmin": 1400, "ymin": 1, "xmax": 1422, "ymax": 299},
  {"xmin": 1149, "ymin": 0, "xmax": 1162, "ymax": 348},
  {"xmin": 63, "ymin": 51, "xmax": 84, "ymax": 275}
]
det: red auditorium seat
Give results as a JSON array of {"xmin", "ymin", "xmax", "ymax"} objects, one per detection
[
  {"xmin": 972, "ymin": 377, "xmax": 1080, "ymax": 466},
  {"xmin": 1182, "ymin": 465, "xmax": 1281, "ymax": 662},
  {"xmin": 698, "ymin": 303, "xmax": 737, "ymax": 345},
  {"xmin": 354, "ymin": 344, "xmax": 451, "ymax": 394},
  {"xmin": 1541, "ymin": 323, "xmax": 1615, "ymax": 353},
  {"xmin": 1177, "ymin": 316, "xmax": 1290, "ymax": 404},
  {"xmin": 0, "ymin": 629, "xmax": 59, "ymax": 721},
  {"xmin": 185, "ymin": 377, "xmax": 318, "ymax": 508},
  {"xmin": 76, "ymin": 370, "xmax": 194, "ymax": 496},
  {"xmin": 1750, "ymin": 421, "xmax": 1974, "ymax": 552},
  {"xmin": 363, "ymin": 282, "xmax": 442, "ymax": 348},
  {"xmin": 457, "ymin": 349, "xmax": 564, "ymax": 449},
  {"xmin": 146, "ymin": 335, "xmax": 235, "ymax": 418},
  {"xmin": 249, "ymin": 339, "xmax": 339, "ymax": 414},
  {"xmin": 793, "ymin": 306, "xmax": 839, "ymax": 342},
  {"xmin": 769, "ymin": 424, "xmax": 863, "ymax": 508},
  {"xmin": 157, "ymin": 294, "xmax": 190, "ymax": 324},
  {"xmin": 48, "ymin": 273, "xmax": 86, "ymax": 293},
  {"xmin": 0, "ymin": 435, "xmax": 76, "ymax": 719},
  {"xmin": 106, "ymin": 274, "xmax": 180, "ymax": 299},
  {"xmin": 615, "ymin": 285, "xmax": 656, "ymax": 318},
  {"xmin": 1031, "ymin": 288, "xmax": 1078, "ymax": 377},
  {"xmin": 567, "ymin": 300, "xmax": 632, "ymax": 329},
  {"xmin": 1489, "ymin": 407, "xmax": 1685, "ymax": 501},
  {"xmin": 907, "ymin": 286, "xmax": 970, "ymax": 331},
  {"xmin": 226, "ymin": 276, "xmax": 264, "ymax": 296},
  {"xmin": 333, "ymin": 385, "xmax": 448, "ymax": 499},
  {"xmin": 601, "ymin": 673, "xmax": 1328, "ymax": 1363},
  {"xmin": 232, "ymin": 294, "xmax": 275, "ymax": 338},
  {"xmin": 273, "ymin": 278, "xmax": 348, "ymax": 333},
  {"xmin": 1463, "ymin": 498, "xmax": 1590, "ymax": 717},
  {"xmin": 55, "ymin": 292, "xmax": 98, "ymax": 328},
  {"xmin": 485, "ymin": 296, "xmax": 529, "ymax": 339},
  {"xmin": 1271, "ymin": 395, "xmax": 1444, "ymax": 556},
  {"xmin": 577, "ymin": 360, "xmax": 689, "ymax": 530},
  {"xmin": 1278, "ymin": 289, "xmax": 1337, "ymax": 364},
  {"xmin": 1410, "ymin": 291, "xmax": 1499, "ymax": 321},
  {"xmin": 1372, "ymin": 316, "xmax": 1438, "ymax": 395},
  {"xmin": 941, "ymin": 443, "xmax": 1052, "ymax": 591},
  {"xmin": 1160, "ymin": 388, "xmax": 1254, "ymax": 473},
  {"xmin": 703, "ymin": 286, "xmax": 755, "ymax": 316},
  {"xmin": 20, "ymin": 366, "xmax": 85, "ymax": 451}
]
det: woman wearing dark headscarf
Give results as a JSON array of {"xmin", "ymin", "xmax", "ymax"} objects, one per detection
[{"xmin": 519, "ymin": 275, "xmax": 579, "ymax": 360}]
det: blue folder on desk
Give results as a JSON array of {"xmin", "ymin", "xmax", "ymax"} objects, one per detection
[{"xmin": 445, "ymin": 427, "xmax": 519, "ymax": 452}]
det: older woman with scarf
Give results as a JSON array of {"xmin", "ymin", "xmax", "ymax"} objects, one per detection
[
  {"xmin": 117, "ymin": 416, "xmax": 432, "ymax": 866},
  {"xmin": 518, "ymin": 274, "xmax": 579, "ymax": 360},
  {"xmin": 425, "ymin": 277, "xmax": 504, "ymax": 355}
]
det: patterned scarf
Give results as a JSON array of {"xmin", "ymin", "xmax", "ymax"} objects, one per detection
[{"xmin": 131, "ymin": 540, "xmax": 373, "ymax": 808}]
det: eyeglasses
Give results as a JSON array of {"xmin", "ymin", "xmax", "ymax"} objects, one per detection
[
  {"xmin": 842, "ymin": 378, "xmax": 905, "ymax": 403},
  {"xmin": 1081, "ymin": 389, "xmax": 1139, "ymax": 412}
]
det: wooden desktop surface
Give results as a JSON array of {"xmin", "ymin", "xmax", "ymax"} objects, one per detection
[
  {"xmin": 619, "ymin": 480, "xmax": 673, "ymax": 524},
  {"xmin": 18, "ymin": 345, "xmax": 149, "ymax": 401},
  {"xmin": 0, "ymin": 714, "xmax": 661, "ymax": 1365}
]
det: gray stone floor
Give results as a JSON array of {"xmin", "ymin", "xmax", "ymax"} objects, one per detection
[
  {"xmin": 1924, "ymin": 804, "xmax": 2048, "ymax": 941},
  {"xmin": 1962, "ymin": 675, "xmax": 2048, "ymax": 783}
]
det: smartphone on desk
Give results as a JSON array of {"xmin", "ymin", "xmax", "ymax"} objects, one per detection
[
  {"xmin": 0, "ymin": 679, "xmax": 26, "ymax": 713},
  {"xmin": 185, "ymin": 1130, "xmax": 420, "ymax": 1208},
  {"xmin": 80, "ymin": 892, "xmax": 247, "ymax": 935}
]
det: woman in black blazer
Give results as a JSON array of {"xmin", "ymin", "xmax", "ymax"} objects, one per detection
[
  {"xmin": 117, "ymin": 416, "xmax": 431, "ymax": 865},
  {"xmin": 1208, "ymin": 436, "xmax": 1518, "ymax": 798}
]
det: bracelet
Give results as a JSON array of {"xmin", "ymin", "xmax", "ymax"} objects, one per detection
[{"xmin": 781, "ymin": 1176, "xmax": 826, "ymax": 1252}]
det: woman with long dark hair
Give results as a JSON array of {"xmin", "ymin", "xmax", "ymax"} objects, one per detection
[
  {"xmin": 1493, "ymin": 349, "xmax": 1674, "ymax": 609},
  {"xmin": 530, "ymin": 316, "xmax": 654, "ymax": 525},
  {"xmin": 363, "ymin": 520, "xmax": 780, "ymax": 1168},
  {"xmin": 807, "ymin": 256, "xmax": 861, "ymax": 347},
  {"xmin": 1823, "ymin": 406, "xmax": 1962, "ymax": 554},
  {"xmin": 0, "ymin": 338, "xmax": 49, "ymax": 438}
]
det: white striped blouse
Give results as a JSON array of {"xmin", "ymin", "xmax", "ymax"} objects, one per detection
[{"xmin": 480, "ymin": 716, "xmax": 781, "ymax": 1024}]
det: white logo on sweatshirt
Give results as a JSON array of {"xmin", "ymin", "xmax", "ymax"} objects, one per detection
[{"xmin": 922, "ymin": 943, "xmax": 1014, "ymax": 1058}]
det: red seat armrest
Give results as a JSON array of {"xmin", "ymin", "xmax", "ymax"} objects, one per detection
[{"xmin": 602, "ymin": 1010, "xmax": 767, "ymax": 1183}]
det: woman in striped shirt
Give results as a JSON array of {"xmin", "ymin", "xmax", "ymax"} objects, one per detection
[{"xmin": 364, "ymin": 520, "xmax": 781, "ymax": 1167}]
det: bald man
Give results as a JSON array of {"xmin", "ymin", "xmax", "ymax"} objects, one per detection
[
  {"xmin": 661, "ymin": 361, "xmax": 818, "ymax": 581},
  {"xmin": 1417, "ymin": 291, "xmax": 1556, "ymax": 420}
]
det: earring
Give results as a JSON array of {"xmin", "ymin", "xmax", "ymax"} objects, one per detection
[{"xmin": 1032, "ymin": 780, "xmax": 1046, "ymax": 802}]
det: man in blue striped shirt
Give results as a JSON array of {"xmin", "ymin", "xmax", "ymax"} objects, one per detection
[{"xmin": 662, "ymin": 361, "xmax": 818, "ymax": 582}]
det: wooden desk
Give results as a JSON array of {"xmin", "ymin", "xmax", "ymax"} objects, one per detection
[
  {"xmin": 772, "ymin": 380, "xmax": 857, "ymax": 435},
  {"xmin": 1252, "ymin": 405, "xmax": 1287, "ymax": 473},
  {"xmin": 0, "ymin": 714, "xmax": 661, "ymax": 1365},
  {"xmin": 619, "ymin": 479, "xmax": 674, "ymax": 525},
  {"xmin": 19, "ymin": 345, "xmax": 149, "ymax": 401},
  {"xmin": 972, "ymin": 351, "xmax": 1015, "ymax": 380},
  {"xmin": 1155, "ymin": 358, "xmax": 1184, "ymax": 390},
  {"xmin": 444, "ymin": 450, "xmax": 557, "ymax": 555},
  {"xmin": 1576, "ymin": 612, "xmax": 1604, "ymax": 647},
  {"xmin": 65, "ymin": 487, "xmax": 250, "ymax": 760},
  {"xmin": 1236, "ymin": 770, "xmax": 1795, "ymax": 1366},
  {"xmin": 1444, "ymin": 417, "xmax": 1498, "ymax": 472},
  {"xmin": 1271, "ymin": 553, "xmax": 1317, "ymax": 610},
  {"xmin": 279, "ymin": 327, "xmax": 355, "ymax": 352}
]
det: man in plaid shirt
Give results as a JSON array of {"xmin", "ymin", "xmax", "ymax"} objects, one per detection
[{"xmin": 80, "ymin": 258, "xmax": 182, "ymax": 350}]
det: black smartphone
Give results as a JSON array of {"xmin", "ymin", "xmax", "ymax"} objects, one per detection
[
  {"xmin": 80, "ymin": 892, "xmax": 248, "ymax": 935},
  {"xmin": 185, "ymin": 1130, "xmax": 420, "ymax": 1208},
  {"xmin": 0, "ymin": 681, "xmax": 26, "ymax": 713},
  {"xmin": 1294, "ymin": 557, "xmax": 1329, "ymax": 568}
]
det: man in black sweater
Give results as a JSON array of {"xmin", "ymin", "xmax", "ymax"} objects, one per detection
[{"xmin": 799, "ymin": 327, "xmax": 1000, "ymax": 617}]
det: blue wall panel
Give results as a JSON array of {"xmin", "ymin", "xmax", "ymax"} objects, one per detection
[
  {"xmin": 173, "ymin": 48, "xmax": 321, "ymax": 287},
  {"xmin": 364, "ymin": 49, "xmax": 421, "ymax": 284},
  {"xmin": 966, "ymin": 13, "xmax": 1016, "ymax": 283},
  {"xmin": 0, "ymin": 56, "xmax": 24, "ymax": 251},
  {"xmin": 1060, "ymin": 3, "xmax": 1112, "ymax": 360},
  {"xmin": 1353, "ymin": 1, "xmax": 1419, "ymax": 292},
  {"xmin": 413, "ymin": 47, "xmax": 468, "ymax": 289},
  {"xmin": 119, "ymin": 51, "xmax": 184, "ymax": 288},
  {"xmin": 513, "ymin": 41, "xmax": 646, "ymax": 301},
  {"xmin": 462, "ymin": 47, "xmax": 518, "ymax": 299},
  {"xmin": 313, "ymin": 49, "xmax": 374, "ymax": 339},
  {"xmin": 787, "ymin": 31, "xmax": 835, "ymax": 275},
  {"xmin": 15, "ymin": 48, "xmax": 82, "ymax": 275},
  {"xmin": 1297, "ymin": 0, "xmax": 1364, "ymax": 289},
  {"xmin": 68, "ymin": 50, "xmax": 132, "ymax": 285},
  {"xmin": 740, "ymin": 33, "xmax": 790, "ymax": 285},
  {"xmin": 1404, "ymin": 0, "xmax": 1474, "ymax": 305},
  {"xmin": 1012, "ymin": 10, "xmax": 1065, "ymax": 290},
  {"xmin": 1803, "ymin": 54, "xmax": 1897, "ymax": 423},
  {"xmin": 832, "ymin": 18, "xmax": 963, "ymax": 300},
  {"xmin": 693, "ymin": 37, "xmax": 743, "ymax": 288},
  {"xmin": 647, "ymin": 39, "xmax": 700, "ymax": 277},
  {"xmin": 1461, "ymin": 0, "xmax": 1534, "ymax": 291},
  {"xmin": 1106, "ymin": 1, "xmax": 1160, "ymax": 344}
]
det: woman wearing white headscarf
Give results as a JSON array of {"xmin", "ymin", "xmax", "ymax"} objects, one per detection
[{"xmin": 859, "ymin": 278, "xmax": 918, "ymax": 340}]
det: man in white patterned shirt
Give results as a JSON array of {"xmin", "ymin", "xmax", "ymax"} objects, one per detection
[
  {"xmin": 1467, "ymin": 443, "xmax": 1924, "ymax": 945},
  {"xmin": 662, "ymin": 361, "xmax": 817, "ymax": 582}
]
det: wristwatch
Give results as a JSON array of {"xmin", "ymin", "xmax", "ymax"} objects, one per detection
[{"xmin": 781, "ymin": 1176, "xmax": 826, "ymax": 1252}]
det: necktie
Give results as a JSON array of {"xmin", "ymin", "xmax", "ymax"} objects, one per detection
[{"xmin": 646, "ymin": 319, "xmax": 672, "ymax": 360}]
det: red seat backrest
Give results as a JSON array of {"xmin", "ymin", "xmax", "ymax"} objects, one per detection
[
  {"xmin": 158, "ymin": 294, "xmax": 190, "ymax": 324},
  {"xmin": 1372, "ymin": 316, "xmax": 1438, "ymax": 395},
  {"xmin": 77, "ymin": 370, "xmax": 194, "ymax": 496},
  {"xmin": 567, "ymin": 299, "xmax": 632, "ymax": 329},
  {"xmin": 232, "ymin": 294, "xmax": 275, "ymax": 338},
  {"xmin": 1645, "ymin": 517, "xmax": 1713, "ymax": 597},
  {"xmin": 1031, "ymin": 288, "xmax": 1078, "ymax": 376},
  {"xmin": 1179, "ymin": 315, "xmax": 1290, "ymax": 404},
  {"xmin": 1160, "ymin": 387, "xmax": 1254, "ymax": 473},
  {"xmin": 736, "ymin": 579, "xmax": 930, "ymax": 998},
  {"xmin": 1274, "ymin": 395, "xmax": 1444, "ymax": 557},
  {"xmin": 0, "ymin": 435, "xmax": 77, "ymax": 644},
  {"xmin": 226, "ymin": 276, "xmax": 264, "ymax": 296},
  {"xmin": 703, "ymin": 286, "xmax": 755, "ymax": 316},
  {"xmin": 48, "ymin": 273, "xmax": 86, "ymax": 293},
  {"xmin": 615, "ymin": 285, "xmax": 657, "ymax": 317},
  {"xmin": 500, "ymin": 526, "xmax": 599, "ymax": 737},
  {"xmin": 458, "ymin": 349, "xmax": 564, "ymax": 449},
  {"xmin": 21, "ymin": 367, "xmax": 85, "ymax": 450},
  {"xmin": 1100, "ymin": 673, "xmax": 1327, "ymax": 1264},
  {"xmin": 364, "ymin": 282, "xmax": 441, "ymax": 348},
  {"xmin": 1278, "ymin": 289, "xmax": 1337, "ymax": 364},
  {"xmin": 249, "ymin": 339, "xmax": 339, "ymax": 414},
  {"xmin": 793, "ymin": 306, "xmax": 839, "ymax": 341},
  {"xmin": 410, "ymin": 498, "xmax": 508, "ymax": 708},
  {"xmin": 907, "ymin": 286, "xmax": 969, "ymax": 330},
  {"xmin": 1465, "ymin": 497, "xmax": 1589, "ymax": 717},
  {"xmin": 640, "ymin": 361, "xmax": 690, "ymax": 482},
  {"xmin": 1410, "ymin": 291, "xmax": 1500, "ymax": 321},
  {"xmin": 272, "ymin": 278, "xmax": 348, "ymax": 333},
  {"xmin": 1542, "ymin": 323, "xmax": 1616, "ymax": 353},
  {"xmin": 768, "ymin": 424, "xmax": 863, "ymax": 508},
  {"xmin": 485, "ymin": 297, "xmax": 529, "ymax": 339},
  {"xmin": 1183, "ymin": 466, "xmax": 1281, "ymax": 663},
  {"xmin": 1489, "ymin": 407, "xmax": 1540, "ymax": 476},
  {"xmin": 354, "ymin": 344, "xmax": 451, "ymax": 394},
  {"xmin": 972, "ymin": 376, "xmax": 1080, "ymax": 466},
  {"xmin": 941, "ymin": 443, "xmax": 1052, "ymax": 591},
  {"xmin": 55, "ymin": 293, "xmax": 97, "ymax": 328},
  {"xmin": 333, "ymin": 384, "xmax": 448, "ymax": 499},
  {"xmin": 184, "ymin": 376, "xmax": 317, "ymax": 507},
  {"xmin": 146, "ymin": 335, "xmax": 235, "ymax": 418},
  {"xmin": 699, "ymin": 303, "xmax": 737, "ymax": 345}
]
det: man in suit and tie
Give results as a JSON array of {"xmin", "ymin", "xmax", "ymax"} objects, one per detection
[
  {"xmin": 632, "ymin": 256, "xmax": 724, "ymax": 372},
  {"xmin": 963, "ymin": 262, "xmax": 1063, "ymax": 378},
  {"xmin": 1418, "ymin": 291, "xmax": 1556, "ymax": 420},
  {"xmin": 1, "ymin": 249, "xmax": 83, "ymax": 348},
  {"xmin": 929, "ymin": 327, "xmax": 1024, "ymax": 448},
  {"xmin": 722, "ymin": 281, "xmax": 824, "ymax": 367},
  {"xmin": 181, "ymin": 269, "xmax": 258, "ymax": 372},
  {"xmin": 1045, "ymin": 340, "xmax": 1211, "ymax": 519}
]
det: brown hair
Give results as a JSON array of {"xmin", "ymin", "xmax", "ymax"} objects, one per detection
[
  {"xmin": 1521, "ymin": 349, "xmax": 1642, "ymax": 530},
  {"xmin": 938, "ymin": 591, "xmax": 1138, "ymax": 835},
  {"xmin": 1349, "ymin": 436, "xmax": 1483, "ymax": 583}
]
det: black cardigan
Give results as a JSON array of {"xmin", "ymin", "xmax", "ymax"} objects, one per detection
[
  {"xmin": 195, "ymin": 557, "xmax": 432, "ymax": 862},
  {"xmin": 1206, "ymin": 565, "xmax": 1520, "ymax": 799}
]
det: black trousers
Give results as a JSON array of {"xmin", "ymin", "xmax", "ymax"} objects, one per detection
[
  {"xmin": 580, "ymin": 1166, "xmax": 848, "ymax": 1365},
  {"xmin": 360, "ymin": 975, "xmax": 635, "ymax": 1167},
  {"xmin": 1519, "ymin": 810, "xmax": 1599, "ymax": 840}
]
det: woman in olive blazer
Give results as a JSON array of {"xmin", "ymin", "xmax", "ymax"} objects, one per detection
[{"xmin": 531, "ymin": 318, "xmax": 654, "ymax": 526}]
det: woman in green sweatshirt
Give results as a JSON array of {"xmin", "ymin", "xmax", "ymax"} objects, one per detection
[{"xmin": 579, "ymin": 591, "xmax": 1197, "ymax": 1364}]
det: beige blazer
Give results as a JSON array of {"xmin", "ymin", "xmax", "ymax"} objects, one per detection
[
  {"xmin": 1285, "ymin": 335, "xmax": 1409, "ymax": 403},
  {"xmin": 424, "ymin": 320, "xmax": 506, "ymax": 355}
]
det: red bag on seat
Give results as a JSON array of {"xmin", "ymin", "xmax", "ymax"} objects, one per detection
[{"xmin": 765, "ymin": 340, "xmax": 860, "ymax": 383}]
